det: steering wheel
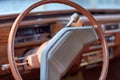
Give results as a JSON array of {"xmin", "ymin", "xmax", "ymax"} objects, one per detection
[{"xmin": 8, "ymin": 0, "xmax": 109, "ymax": 80}]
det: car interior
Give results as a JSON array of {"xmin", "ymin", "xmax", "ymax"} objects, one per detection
[{"xmin": 0, "ymin": 0, "xmax": 120, "ymax": 80}]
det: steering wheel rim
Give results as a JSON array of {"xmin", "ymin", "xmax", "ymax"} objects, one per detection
[{"xmin": 8, "ymin": 0, "xmax": 109, "ymax": 80}]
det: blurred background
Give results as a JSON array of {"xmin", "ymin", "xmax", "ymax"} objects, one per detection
[{"xmin": 0, "ymin": 0, "xmax": 120, "ymax": 15}]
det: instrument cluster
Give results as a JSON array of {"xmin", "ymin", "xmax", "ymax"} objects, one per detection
[{"xmin": 15, "ymin": 24, "xmax": 51, "ymax": 44}]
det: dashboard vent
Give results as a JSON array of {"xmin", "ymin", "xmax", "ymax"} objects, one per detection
[{"xmin": 104, "ymin": 23, "xmax": 120, "ymax": 33}]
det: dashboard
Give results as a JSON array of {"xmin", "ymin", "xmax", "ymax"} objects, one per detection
[
  {"xmin": 0, "ymin": 9, "xmax": 120, "ymax": 78},
  {"xmin": 80, "ymin": 15, "xmax": 120, "ymax": 68}
]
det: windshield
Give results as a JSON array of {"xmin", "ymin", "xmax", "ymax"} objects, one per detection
[{"xmin": 0, "ymin": 0, "xmax": 120, "ymax": 15}]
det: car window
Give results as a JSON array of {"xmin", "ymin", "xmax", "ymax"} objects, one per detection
[{"xmin": 0, "ymin": 0, "xmax": 120, "ymax": 15}]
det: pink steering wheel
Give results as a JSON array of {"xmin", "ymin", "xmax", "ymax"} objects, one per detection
[{"xmin": 8, "ymin": 0, "xmax": 109, "ymax": 80}]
